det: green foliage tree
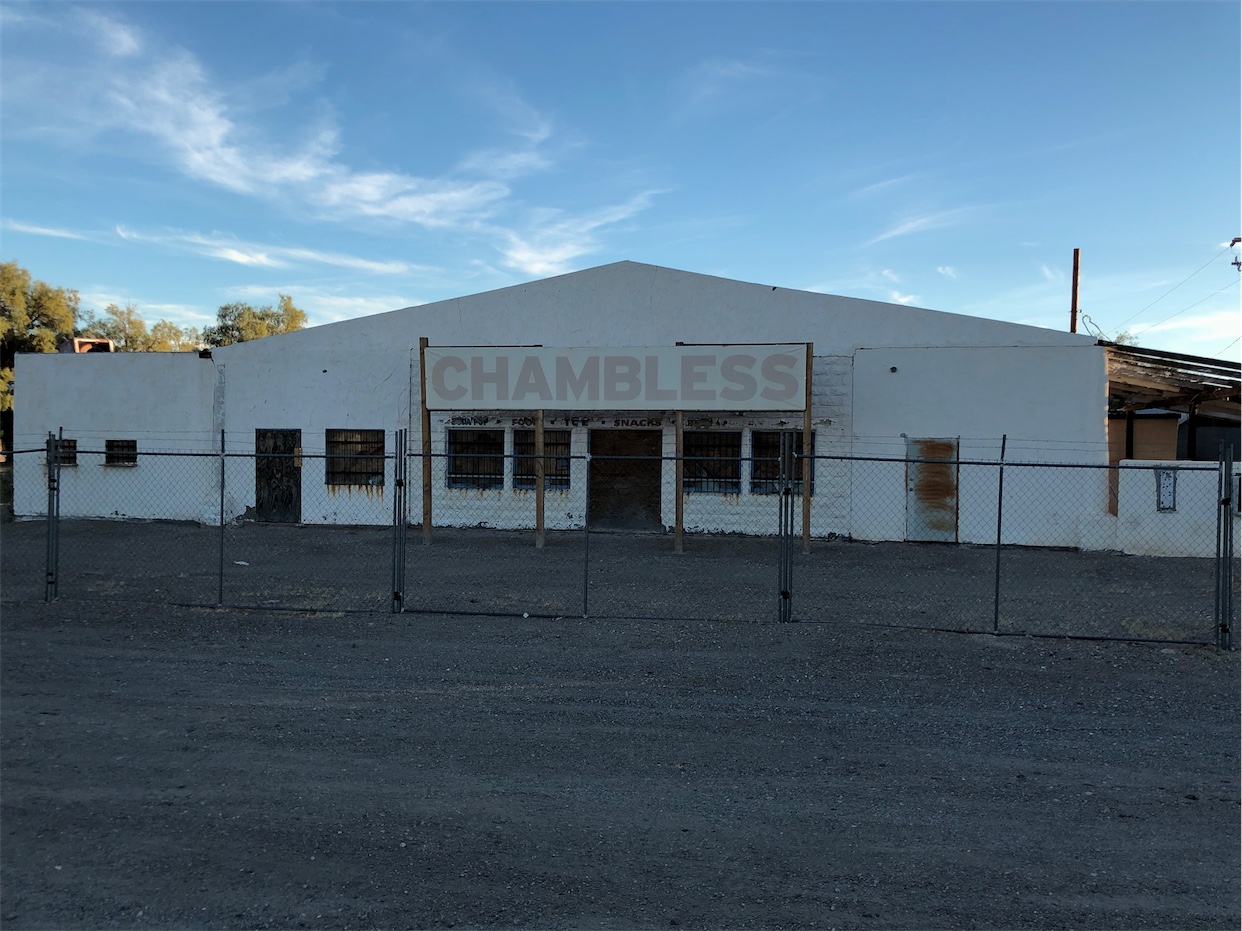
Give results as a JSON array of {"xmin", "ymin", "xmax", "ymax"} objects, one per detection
[
  {"xmin": 1, "ymin": 260, "xmax": 80, "ymax": 413},
  {"xmin": 79, "ymin": 303, "xmax": 202, "ymax": 352},
  {"xmin": 201, "ymin": 294, "xmax": 307, "ymax": 347}
]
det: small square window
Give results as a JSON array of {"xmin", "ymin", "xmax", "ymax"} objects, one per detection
[
  {"xmin": 105, "ymin": 439, "xmax": 137, "ymax": 466},
  {"xmin": 514, "ymin": 430, "xmax": 571, "ymax": 489},
  {"xmin": 54, "ymin": 438, "xmax": 77, "ymax": 466},
  {"xmin": 447, "ymin": 429, "xmax": 504, "ymax": 489},
  {"xmin": 683, "ymin": 432, "xmax": 741, "ymax": 494},
  {"xmin": 326, "ymin": 429, "xmax": 385, "ymax": 486},
  {"xmin": 751, "ymin": 431, "xmax": 814, "ymax": 495}
]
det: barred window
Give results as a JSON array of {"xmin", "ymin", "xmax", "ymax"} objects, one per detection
[
  {"xmin": 105, "ymin": 439, "xmax": 137, "ymax": 467},
  {"xmin": 751, "ymin": 431, "xmax": 814, "ymax": 495},
  {"xmin": 326, "ymin": 429, "xmax": 385, "ymax": 486},
  {"xmin": 447, "ymin": 429, "xmax": 504, "ymax": 489},
  {"xmin": 55, "ymin": 438, "xmax": 77, "ymax": 466},
  {"xmin": 514, "ymin": 429, "xmax": 571, "ymax": 489},
  {"xmin": 684, "ymin": 431, "xmax": 742, "ymax": 494}
]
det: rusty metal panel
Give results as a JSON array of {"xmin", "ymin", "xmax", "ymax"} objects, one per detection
[
  {"xmin": 256, "ymin": 429, "xmax": 302, "ymax": 523},
  {"xmin": 906, "ymin": 437, "xmax": 958, "ymax": 543}
]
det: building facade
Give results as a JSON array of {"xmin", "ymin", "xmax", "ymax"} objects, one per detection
[{"xmin": 16, "ymin": 261, "xmax": 1123, "ymax": 546}]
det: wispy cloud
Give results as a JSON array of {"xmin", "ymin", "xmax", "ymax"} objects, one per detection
[
  {"xmin": 889, "ymin": 291, "xmax": 918, "ymax": 305},
  {"xmin": 1040, "ymin": 264, "xmax": 1064, "ymax": 283},
  {"xmin": 850, "ymin": 175, "xmax": 917, "ymax": 199},
  {"xmin": 674, "ymin": 49, "xmax": 824, "ymax": 121},
  {"xmin": 9, "ymin": 8, "xmax": 661, "ymax": 277},
  {"xmin": 937, "ymin": 266, "xmax": 958, "ymax": 279},
  {"xmin": 3, "ymin": 219, "xmax": 89, "ymax": 240},
  {"xmin": 79, "ymin": 290, "xmax": 213, "ymax": 327},
  {"xmin": 115, "ymin": 226, "xmax": 419, "ymax": 274},
  {"xmin": 77, "ymin": 8, "xmax": 142, "ymax": 56},
  {"xmin": 881, "ymin": 269, "xmax": 900, "ymax": 283},
  {"xmin": 866, "ymin": 207, "xmax": 979, "ymax": 246},
  {"xmin": 494, "ymin": 190, "xmax": 661, "ymax": 276}
]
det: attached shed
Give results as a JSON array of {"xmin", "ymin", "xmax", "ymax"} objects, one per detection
[{"xmin": 15, "ymin": 261, "xmax": 1116, "ymax": 545}]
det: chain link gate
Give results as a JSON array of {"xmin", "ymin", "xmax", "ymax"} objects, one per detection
[
  {"xmin": 1215, "ymin": 441, "xmax": 1236, "ymax": 650},
  {"xmin": 777, "ymin": 431, "xmax": 796, "ymax": 623},
  {"xmin": 44, "ymin": 431, "xmax": 62, "ymax": 602},
  {"xmin": 391, "ymin": 429, "xmax": 408, "ymax": 613}
]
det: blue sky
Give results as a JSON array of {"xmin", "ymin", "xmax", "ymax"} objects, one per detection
[{"xmin": 2, "ymin": 2, "xmax": 1238, "ymax": 360}]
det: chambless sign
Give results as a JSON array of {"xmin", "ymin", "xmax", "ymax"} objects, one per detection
[{"xmin": 423, "ymin": 345, "xmax": 807, "ymax": 412}]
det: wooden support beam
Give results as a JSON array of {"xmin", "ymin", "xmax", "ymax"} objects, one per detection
[
  {"xmin": 419, "ymin": 337, "xmax": 433, "ymax": 545},
  {"xmin": 1121, "ymin": 385, "xmax": 1241, "ymax": 412},
  {"xmin": 674, "ymin": 410, "xmax": 684, "ymax": 554},
  {"xmin": 802, "ymin": 342, "xmax": 813, "ymax": 554},
  {"xmin": 535, "ymin": 409, "xmax": 545, "ymax": 549}
]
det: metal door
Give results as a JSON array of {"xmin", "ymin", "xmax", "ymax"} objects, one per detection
[
  {"xmin": 906, "ymin": 437, "xmax": 959, "ymax": 543},
  {"xmin": 255, "ymin": 429, "xmax": 302, "ymax": 523}
]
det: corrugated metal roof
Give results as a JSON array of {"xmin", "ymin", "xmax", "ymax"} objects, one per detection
[{"xmin": 1104, "ymin": 341, "xmax": 1241, "ymax": 420}]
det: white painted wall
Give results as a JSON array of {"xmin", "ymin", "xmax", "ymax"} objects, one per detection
[
  {"xmin": 849, "ymin": 345, "xmax": 1110, "ymax": 547},
  {"xmin": 13, "ymin": 353, "xmax": 217, "ymax": 521},
  {"xmin": 218, "ymin": 349, "xmax": 411, "ymax": 525},
  {"xmin": 1116, "ymin": 460, "xmax": 1239, "ymax": 557},
  {"xmin": 13, "ymin": 262, "xmax": 1115, "ymax": 543}
]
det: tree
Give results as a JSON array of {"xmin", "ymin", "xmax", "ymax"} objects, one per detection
[
  {"xmin": 201, "ymin": 294, "xmax": 307, "ymax": 347},
  {"xmin": 79, "ymin": 303, "xmax": 202, "ymax": 352},
  {"xmin": 1, "ymin": 260, "xmax": 80, "ymax": 413}
]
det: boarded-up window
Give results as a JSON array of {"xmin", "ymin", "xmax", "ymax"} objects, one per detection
[
  {"xmin": 55, "ymin": 438, "xmax": 77, "ymax": 466},
  {"xmin": 684, "ymin": 432, "xmax": 742, "ymax": 493},
  {"xmin": 447, "ymin": 429, "xmax": 504, "ymax": 489},
  {"xmin": 325, "ymin": 429, "xmax": 385, "ymax": 486},
  {"xmin": 751, "ymin": 431, "xmax": 814, "ymax": 495},
  {"xmin": 105, "ymin": 439, "xmax": 138, "ymax": 466},
  {"xmin": 514, "ymin": 430, "xmax": 571, "ymax": 489}
]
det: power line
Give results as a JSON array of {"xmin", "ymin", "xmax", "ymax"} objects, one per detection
[
  {"xmin": 1212, "ymin": 336, "xmax": 1240, "ymax": 357},
  {"xmin": 1113, "ymin": 246, "xmax": 1232, "ymax": 331},
  {"xmin": 1131, "ymin": 277, "xmax": 1239, "ymax": 336}
]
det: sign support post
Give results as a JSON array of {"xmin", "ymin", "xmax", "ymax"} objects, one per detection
[
  {"xmin": 535, "ymin": 408, "xmax": 546, "ymax": 549},
  {"xmin": 802, "ymin": 342, "xmax": 813, "ymax": 554},
  {"xmin": 419, "ymin": 337, "xmax": 433, "ymax": 545},
  {"xmin": 675, "ymin": 410, "xmax": 685, "ymax": 554}
]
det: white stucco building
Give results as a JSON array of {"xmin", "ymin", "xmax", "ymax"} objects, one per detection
[{"xmin": 18, "ymin": 260, "xmax": 1231, "ymax": 551}]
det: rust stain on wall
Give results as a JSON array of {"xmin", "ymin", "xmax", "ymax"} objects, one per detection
[{"xmin": 908, "ymin": 439, "xmax": 958, "ymax": 538}]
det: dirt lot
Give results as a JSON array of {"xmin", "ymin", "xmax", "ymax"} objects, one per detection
[
  {"xmin": 0, "ymin": 519, "xmax": 1228, "ymax": 645},
  {"xmin": 2, "ymin": 555, "xmax": 1239, "ymax": 929}
]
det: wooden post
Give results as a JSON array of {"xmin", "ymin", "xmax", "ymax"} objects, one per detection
[
  {"xmin": 535, "ymin": 409, "xmax": 546, "ymax": 549},
  {"xmin": 802, "ymin": 342, "xmax": 813, "ymax": 554},
  {"xmin": 674, "ymin": 410, "xmax": 684, "ymax": 554},
  {"xmin": 1070, "ymin": 248, "xmax": 1080, "ymax": 334},
  {"xmin": 419, "ymin": 337, "xmax": 433, "ymax": 545}
]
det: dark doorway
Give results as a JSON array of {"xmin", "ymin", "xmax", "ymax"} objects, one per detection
[
  {"xmin": 255, "ymin": 429, "xmax": 302, "ymax": 523},
  {"xmin": 589, "ymin": 430, "xmax": 663, "ymax": 531}
]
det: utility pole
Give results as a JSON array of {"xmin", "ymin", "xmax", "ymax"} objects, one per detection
[{"xmin": 1070, "ymin": 247, "xmax": 1080, "ymax": 333}]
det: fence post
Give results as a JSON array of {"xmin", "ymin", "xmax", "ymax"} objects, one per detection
[
  {"xmin": 582, "ymin": 452, "xmax": 591, "ymax": 618},
  {"xmin": 217, "ymin": 429, "xmax": 226, "ymax": 607},
  {"xmin": 391, "ymin": 429, "xmax": 407, "ymax": 614},
  {"xmin": 1216, "ymin": 441, "xmax": 1235, "ymax": 650},
  {"xmin": 777, "ymin": 431, "xmax": 795, "ymax": 623},
  {"xmin": 992, "ymin": 434, "xmax": 1007, "ymax": 634},
  {"xmin": 44, "ymin": 431, "xmax": 60, "ymax": 602}
]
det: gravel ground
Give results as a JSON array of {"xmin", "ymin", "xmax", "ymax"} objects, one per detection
[
  {"xmin": 1, "ymin": 537, "xmax": 1239, "ymax": 929},
  {"xmin": 0, "ymin": 520, "xmax": 1230, "ymax": 644}
]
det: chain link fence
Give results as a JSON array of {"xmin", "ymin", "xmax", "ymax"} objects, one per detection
[{"xmin": 5, "ymin": 430, "xmax": 1237, "ymax": 648}]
